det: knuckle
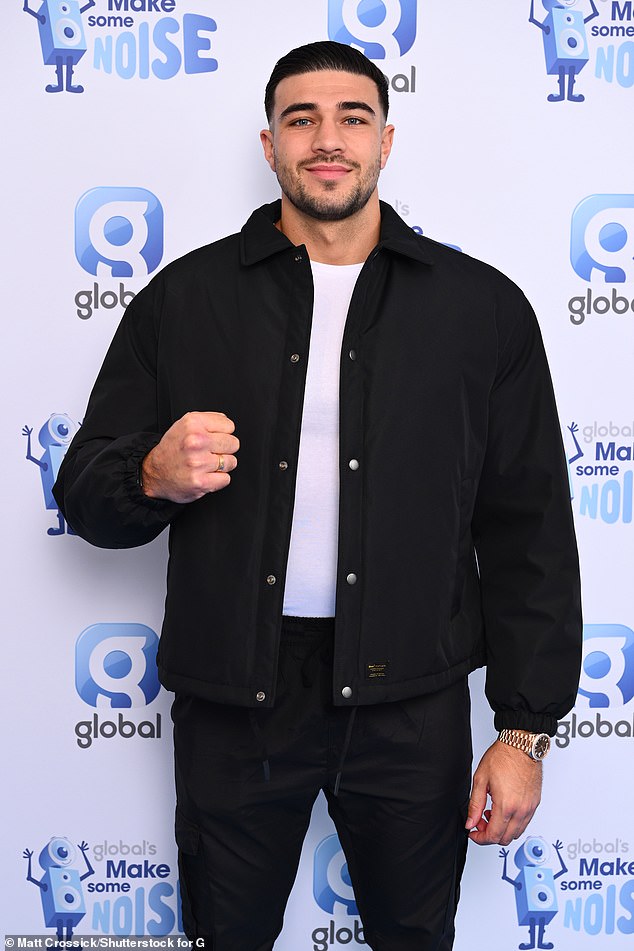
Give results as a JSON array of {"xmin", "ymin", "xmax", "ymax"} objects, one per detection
[
  {"xmin": 189, "ymin": 472, "xmax": 206, "ymax": 491},
  {"xmin": 183, "ymin": 433, "xmax": 203, "ymax": 452}
]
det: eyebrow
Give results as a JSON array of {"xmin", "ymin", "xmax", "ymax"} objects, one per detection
[{"xmin": 278, "ymin": 100, "xmax": 377, "ymax": 121}]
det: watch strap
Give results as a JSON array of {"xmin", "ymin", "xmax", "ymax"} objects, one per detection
[{"xmin": 498, "ymin": 728, "xmax": 550, "ymax": 761}]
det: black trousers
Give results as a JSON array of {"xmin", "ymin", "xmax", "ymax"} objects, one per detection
[{"xmin": 172, "ymin": 618, "xmax": 472, "ymax": 950}]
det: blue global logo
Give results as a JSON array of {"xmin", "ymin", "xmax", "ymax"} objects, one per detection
[
  {"xmin": 313, "ymin": 834, "xmax": 358, "ymax": 915},
  {"xmin": 328, "ymin": 0, "xmax": 417, "ymax": 59},
  {"xmin": 571, "ymin": 195, "xmax": 634, "ymax": 283},
  {"xmin": 75, "ymin": 623, "xmax": 160, "ymax": 708},
  {"xmin": 578, "ymin": 624, "xmax": 634, "ymax": 708},
  {"xmin": 75, "ymin": 186, "xmax": 163, "ymax": 278}
]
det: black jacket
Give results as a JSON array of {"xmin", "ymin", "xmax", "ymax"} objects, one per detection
[{"xmin": 54, "ymin": 200, "xmax": 581, "ymax": 733}]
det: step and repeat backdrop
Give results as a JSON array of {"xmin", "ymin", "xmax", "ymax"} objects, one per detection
[{"xmin": 3, "ymin": 0, "xmax": 633, "ymax": 947}]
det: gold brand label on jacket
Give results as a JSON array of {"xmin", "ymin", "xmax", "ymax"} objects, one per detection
[{"xmin": 367, "ymin": 662, "xmax": 389, "ymax": 679}]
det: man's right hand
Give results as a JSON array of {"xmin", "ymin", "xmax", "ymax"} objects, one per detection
[{"xmin": 141, "ymin": 412, "xmax": 239, "ymax": 503}]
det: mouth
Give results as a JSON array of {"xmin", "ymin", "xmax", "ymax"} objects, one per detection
[{"xmin": 302, "ymin": 164, "xmax": 353, "ymax": 181}]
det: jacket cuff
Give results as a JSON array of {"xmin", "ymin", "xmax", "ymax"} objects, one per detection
[
  {"xmin": 124, "ymin": 434, "xmax": 181, "ymax": 514},
  {"xmin": 493, "ymin": 710, "xmax": 559, "ymax": 737}
]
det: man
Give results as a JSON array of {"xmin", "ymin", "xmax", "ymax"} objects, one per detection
[{"xmin": 54, "ymin": 41, "xmax": 581, "ymax": 951}]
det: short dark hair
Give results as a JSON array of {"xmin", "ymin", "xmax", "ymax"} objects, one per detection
[{"xmin": 264, "ymin": 41, "xmax": 389, "ymax": 124}]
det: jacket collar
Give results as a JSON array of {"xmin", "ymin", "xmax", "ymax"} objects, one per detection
[
  {"xmin": 240, "ymin": 199, "xmax": 435, "ymax": 267},
  {"xmin": 375, "ymin": 200, "xmax": 435, "ymax": 265}
]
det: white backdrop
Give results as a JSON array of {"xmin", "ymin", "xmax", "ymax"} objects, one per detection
[{"xmin": 3, "ymin": 1, "xmax": 633, "ymax": 948}]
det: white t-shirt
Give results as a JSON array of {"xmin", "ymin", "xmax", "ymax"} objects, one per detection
[{"xmin": 282, "ymin": 260, "xmax": 363, "ymax": 617}]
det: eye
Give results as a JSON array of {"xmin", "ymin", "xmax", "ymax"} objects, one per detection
[
  {"xmin": 290, "ymin": 117, "xmax": 312, "ymax": 127},
  {"xmin": 343, "ymin": 116, "xmax": 364, "ymax": 125}
]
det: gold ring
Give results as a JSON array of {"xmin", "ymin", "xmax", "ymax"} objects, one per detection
[{"xmin": 217, "ymin": 454, "xmax": 225, "ymax": 472}]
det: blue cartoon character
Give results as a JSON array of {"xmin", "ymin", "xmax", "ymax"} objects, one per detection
[
  {"xmin": 500, "ymin": 836, "xmax": 567, "ymax": 950},
  {"xmin": 529, "ymin": 0, "xmax": 599, "ymax": 102},
  {"xmin": 566, "ymin": 421, "xmax": 584, "ymax": 498},
  {"xmin": 23, "ymin": 413, "xmax": 79, "ymax": 535},
  {"xmin": 23, "ymin": 0, "xmax": 95, "ymax": 93},
  {"xmin": 567, "ymin": 422, "xmax": 584, "ymax": 467},
  {"xmin": 23, "ymin": 837, "xmax": 94, "ymax": 941}
]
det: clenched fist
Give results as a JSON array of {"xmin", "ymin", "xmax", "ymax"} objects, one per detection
[{"xmin": 141, "ymin": 412, "xmax": 239, "ymax": 503}]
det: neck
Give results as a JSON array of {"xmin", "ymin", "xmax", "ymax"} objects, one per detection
[{"xmin": 277, "ymin": 193, "xmax": 381, "ymax": 264}]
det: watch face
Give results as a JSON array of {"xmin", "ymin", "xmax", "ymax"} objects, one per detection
[{"xmin": 532, "ymin": 734, "xmax": 550, "ymax": 760}]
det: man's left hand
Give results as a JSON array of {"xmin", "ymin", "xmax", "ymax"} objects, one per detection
[{"xmin": 465, "ymin": 740, "xmax": 542, "ymax": 846}]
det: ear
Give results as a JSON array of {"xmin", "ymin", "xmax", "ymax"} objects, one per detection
[
  {"xmin": 380, "ymin": 124, "xmax": 395, "ymax": 170},
  {"xmin": 260, "ymin": 129, "xmax": 276, "ymax": 172}
]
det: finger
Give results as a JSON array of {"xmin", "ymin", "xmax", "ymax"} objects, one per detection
[
  {"xmin": 181, "ymin": 431, "xmax": 239, "ymax": 457},
  {"xmin": 199, "ymin": 412, "xmax": 236, "ymax": 434},
  {"xmin": 469, "ymin": 805, "xmax": 512, "ymax": 846},
  {"xmin": 465, "ymin": 776, "xmax": 488, "ymax": 831},
  {"xmin": 470, "ymin": 825, "xmax": 510, "ymax": 846},
  {"xmin": 206, "ymin": 432, "xmax": 240, "ymax": 454},
  {"xmin": 470, "ymin": 809, "xmax": 491, "ymax": 834},
  {"xmin": 468, "ymin": 817, "xmax": 489, "ymax": 837},
  {"xmin": 482, "ymin": 802, "xmax": 515, "ymax": 845},
  {"xmin": 189, "ymin": 470, "xmax": 234, "ymax": 497},
  {"xmin": 486, "ymin": 802, "xmax": 538, "ymax": 846},
  {"xmin": 203, "ymin": 471, "xmax": 232, "ymax": 493},
  {"xmin": 209, "ymin": 453, "xmax": 238, "ymax": 474},
  {"xmin": 469, "ymin": 794, "xmax": 539, "ymax": 845}
]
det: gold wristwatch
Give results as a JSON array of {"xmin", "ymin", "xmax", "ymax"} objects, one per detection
[{"xmin": 498, "ymin": 729, "xmax": 551, "ymax": 761}]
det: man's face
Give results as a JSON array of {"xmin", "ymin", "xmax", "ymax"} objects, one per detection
[{"xmin": 260, "ymin": 70, "xmax": 394, "ymax": 223}]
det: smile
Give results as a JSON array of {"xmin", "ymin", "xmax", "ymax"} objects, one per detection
[{"xmin": 303, "ymin": 164, "xmax": 353, "ymax": 180}]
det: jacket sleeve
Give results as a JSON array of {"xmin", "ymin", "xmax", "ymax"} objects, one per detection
[
  {"xmin": 53, "ymin": 275, "xmax": 183, "ymax": 548},
  {"xmin": 471, "ymin": 288, "xmax": 582, "ymax": 736}
]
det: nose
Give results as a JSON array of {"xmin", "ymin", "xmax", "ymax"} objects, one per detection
[{"xmin": 311, "ymin": 118, "xmax": 345, "ymax": 154}]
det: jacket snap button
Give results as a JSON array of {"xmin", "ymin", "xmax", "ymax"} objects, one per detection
[
  {"xmin": 341, "ymin": 686, "xmax": 353, "ymax": 699},
  {"xmin": 349, "ymin": 349, "xmax": 357, "ymax": 361},
  {"xmin": 279, "ymin": 460, "xmax": 288, "ymax": 471},
  {"xmin": 266, "ymin": 574, "xmax": 277, "ymax": 585},
  {"xmin": 294, "ymin": 254, "xmax": 303, "ymax": 263},
  {"xmin": 290, "ymin": 353, "xmax": 300, "ymax": 364},
  {"xmin": 346, "ymin": 573, "xmax": 357, "ymax": 585},
  {"xmin": 348, "ymin": 459, "xmax": 359, "ymax": 471},
  {"xmin": 256, "ymin": 691, "xmax": 266, "ymax": 702}
]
